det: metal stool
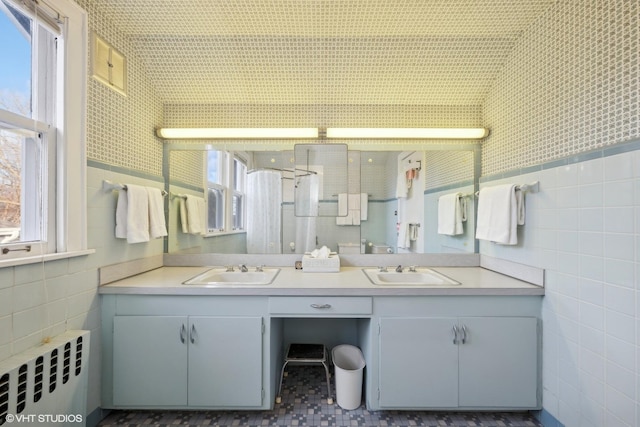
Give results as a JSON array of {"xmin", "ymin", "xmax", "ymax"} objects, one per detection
[{"xmin": 276, "ymin": 343, "xmax": 333, "ymax": 404}]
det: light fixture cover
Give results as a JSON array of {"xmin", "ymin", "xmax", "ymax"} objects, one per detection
[
  {"xmin": 156, "ymin": 127, "xmax": 319, "ymax": 139},
  {"xmin": 326, "ymin": 128, "xmax": 489, "ymax": 139}
]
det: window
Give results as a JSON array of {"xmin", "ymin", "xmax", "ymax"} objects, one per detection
[
  {"xmin": 0, "ymin": 0, "xmax": 87, "ymax": 262},
  {"xmin": 204, "ymin": 150, "xmax": 247, "ymax": 234}
]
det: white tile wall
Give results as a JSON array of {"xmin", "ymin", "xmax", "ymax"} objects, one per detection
[{"xmin": 479, "ymin": 152, "xmax": 639, "ymax": 426}]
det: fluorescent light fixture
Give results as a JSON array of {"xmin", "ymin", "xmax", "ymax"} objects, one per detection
[
  {"xmin": 156, "ymin": 127, "xmax": 319, "ymax": 139},
  {"xmin": 326, "ymin": 128, "xmax": 489, "ymax": 139}
]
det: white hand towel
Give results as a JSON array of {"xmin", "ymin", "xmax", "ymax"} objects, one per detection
[
  {"xmin": 438, "ymin": 192, "xmax": 464, "ymax": 236},
  {"xmin": 178, "ymin": 197, "xmax": 189, "ymax": 233},
  {"xmin": 185, "ymin": 195, "xmax": 205, "ymax": 235},
  {"xmin": 337, "ymin": 193, "xmax": 348, "ymax": 216},
  {"xmin": 115, "ymin": 189, "xmax": 128, "ymax": 239},
  {"xmin": 147, "ymin": 187, "xmax": 168, "ymax": 239},
  {"xmin": 360, "ymin": 193, "xmax": 368, "ymax": 220},
  {"xmin": 475, "ymin": 184, "xmax": 519, "ymax": 245},
  {"xmin": 409, "ymin": 223, "xmax": 419, "ymax": 241},
  {"xmin": 397, "ymin": 222, "xmax": 410, "ymax": 249},
  {"xmin": 124, "ymin": 184, "xmax": 150, "ymax": 243}
]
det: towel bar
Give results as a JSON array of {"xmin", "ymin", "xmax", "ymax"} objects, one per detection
[
  {"xmin": 474, "ymin": 181, "xmax": 539, "ymax": 197},
  {"xmin": 102, "ymin": 179, "xmax": 167, "ymax": 196}
]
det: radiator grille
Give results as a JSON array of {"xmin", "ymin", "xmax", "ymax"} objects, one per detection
[{"xmin": 0, "ymin": 331, "xmax": 90, "ymax": 427}]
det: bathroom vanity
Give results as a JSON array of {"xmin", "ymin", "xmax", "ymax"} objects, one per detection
[{"xmin": 99, "ymin": 265, "xmax": 543, "ymax": 411}]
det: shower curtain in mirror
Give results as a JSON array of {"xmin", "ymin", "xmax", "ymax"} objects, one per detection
[
  {"xmin": 247, "ymin": 170, "xmax": 282, "ymax": 253},
  {"xmin": 294, "ymin": 174, "xmax": 319, "ymax": 253}
]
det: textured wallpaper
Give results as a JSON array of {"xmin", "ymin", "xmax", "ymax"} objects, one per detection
[
  {"xmin": 77, "ymin": 0, "xmax": 164, "ymax": 177},
  {"xmin": 483, "ymin": 0, "xmax": 639, "ymax": 175}
]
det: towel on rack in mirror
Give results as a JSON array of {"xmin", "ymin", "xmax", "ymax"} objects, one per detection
[
  {"xmin": 475, "ymin": 184, "xmax": 525, "ymax": 245},
  {"xmin": 437, "ymin": 192, "xmax": 466, "ymax": 236},
  {"xmin": 147, "ymin": 187, "xmax": 168, "ymax": 238},
  {"xmin": 397, "ymin": 222, "xmax": 410, "ymax": 249},
  {"xmin": 336, "ymin": 193, "xmax": 368, "ymax": 225},
  {"xmin": 115, "ymin": 184, "xmax": 150, "ymax": 243},
  {"xmin": 181, "ymin": 195, "xmax": 207, "ymax": 235}
]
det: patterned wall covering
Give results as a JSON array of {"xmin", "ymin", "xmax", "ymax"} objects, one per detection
[
  {"xmin": 76, "ymin": 0, "xmax": 164, "ymax": 177},
  {"xmin": 169, "ymin": 150, "xmax": 204, "ymax": 189},
  {"xmin": 483, "ymin": 0, "xmax": 639, "ymax": 175},
  {"xmin": 424, "ymin": 151, "xmax": 475, "ymax": 190},
  {"xmin": 87, "ymin": 0, "xmax": 555, "ymax": 105}
]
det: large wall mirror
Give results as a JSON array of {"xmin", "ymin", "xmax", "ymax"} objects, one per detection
[{"xmin": 165, "ymin": 143, "xmax": 479, "ymax": 255}]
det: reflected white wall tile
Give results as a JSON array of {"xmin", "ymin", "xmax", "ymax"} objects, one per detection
[
  {"xmin": 604, "ymin": 180, "xmax": 634, "ymax": 207},
  {"xmin": 605, "ymin": 310, "xmax": 635, "ymax": 344},
  {"xmin": 579, "ymin": 208, "xmax": 603, "ymax": 232},
  {"xmin": 604, "ymin": 259, "xmax": 635, "ymax": 289},
  {"xmin": 579, "ymin": 183, "xmax": 603, "ymax": 207}
]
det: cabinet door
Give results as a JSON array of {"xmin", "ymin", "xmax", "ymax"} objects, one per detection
[
  {"xmin": 458, "ymin": 317, "xmax": 538, "ymax": 408},
  {"xmin": 113, "ymin": 316, "xmax": 188, "ymax": 406},
  {"xmin": 379, "ymin": 317, "xmax": 458, "ymax": 408},
  {"xmin": 188, "ymin": 316, "xmax": 263, "ymax": 407}
]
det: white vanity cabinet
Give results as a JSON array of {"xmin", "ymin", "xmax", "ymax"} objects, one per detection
[
  {"xmin": 102, "ymin": 295, "xmax": 268, "ymax": 409},
  {"xmin": 372, "ymin": 296, "xmax": 541, "ymax": 410}
]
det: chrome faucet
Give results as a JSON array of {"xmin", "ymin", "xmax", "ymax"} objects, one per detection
[
  {"xmin": 239, "ymin": 264, "xmax": 249, "ymax": 272},
  {"xmin": 395, "ymin": 265, "xmax": 403, "ymax": 273}
]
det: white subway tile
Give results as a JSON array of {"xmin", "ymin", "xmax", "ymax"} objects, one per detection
[
  {"xmin": 580, "ymin": 349, "xmax": 605, "ymax": 383},
  {"xmin": 605, "ymin": 336, "xmax": 635, "ymax": 371},
  {"xmin": 557, "ymin": 208, "xmax": 580, "ymax": 231},
  {"xmin": 557, "ymin": 186, "xmax": 580, "ymax": 208},
  {"xmin": 579, "ymin": 183, "xmax": 604, "ymax": 207},
  {"xmin": 0, "ymin": 288, "xmax": 12, "ymax": 317},
  {"xmin": 0, "ymin": 316, "xmax": 12, "ymax": 346},
  {"xmin": 579, "ymin": 208, "xmax": 603, "ymax": 232},
  {"xmin": 604, "ymin": 259, "xmax": 635, "ymax": 289},
  {"xmin": 604, "ymin": 207, "xmax": 634, "ymax": 233},
  {"xmin": 578, "ymin": 279, "xmax": 604, "ymax": 306},
  {"xmin": 579, "ymin": 232, "xmax": 604, "ymax": 257},
  {"xmin": 605, "ymin": 285, "xmax": 635, "ymax": 316},
  {"xmin": 604, "ymin": 233, "xmax": 635, "ymax": 261},
  {"xmin": 579, "ymin": 256, "xmax": 604, "ymax": 282},
  {"xmin": 578, "ymin": 158, "xmax": 604, "ymax": 185},
  {"xmin": 605, "ymin": 154, "xmax": 634, "ymax": 181},
  {"xmin": 580, "ymin": 325, "xmax": 605, "ymax": 356},
  {"xmin": 558, "ymin": 164, "xmax": 579, "ymax": 187},
  {"xmin": 0, "ymin": 268, "xmax": 13, "ymax": 289},
  {"xmin": 605, "ymin": 310, "xmax": 635, "ymax": 344},
  {"xmin": 558, "ymin": 231, "xmax": 579, "ymax": 253},
  {"xmin": 12, "ymin": 307, "xmax": 46, "ymax": 341},
  {"xmin": 580, "ymin": 302, "xmax": 604, "ymax": 330},
  {"xmin": 604, "ymin": 181, "xmax": 634, "ymax": 207},
  {"xmin": 605, "ymin": 386, "xmax": 635, "ymax": 427},
  {"xmin": 605, "ymin": 362, "xmax": 635, "ymax": 399},
  {"xmin": 12, "ymin": 281, "xmax": 45, "ymax": 312}
]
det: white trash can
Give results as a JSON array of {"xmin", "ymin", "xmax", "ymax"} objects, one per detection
[{"xmin": 332, "ymin": 344, "xmax": 365, "ymax": 410}]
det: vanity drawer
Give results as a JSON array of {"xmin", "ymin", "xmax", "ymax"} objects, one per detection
[{"xmin": 269, "ymin": 297, "xmax": 372, "ymax": 316}]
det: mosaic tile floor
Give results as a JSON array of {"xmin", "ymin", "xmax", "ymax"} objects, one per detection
[{"xmin": 98, "ymin": 365, "xmax": 542, "ymax": 427}]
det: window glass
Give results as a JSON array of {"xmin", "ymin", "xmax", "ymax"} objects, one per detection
[
  {"xmin": 207, "ymin": 187, "xmax": 224, "ymax": 231},
  {"xmin": 0, "ymin": 0, "xmax": 32, "ymax": 117}
]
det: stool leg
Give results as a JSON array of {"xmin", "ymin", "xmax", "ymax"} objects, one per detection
[
  {"xmin": 276, "ymin": 361, "xmax": 289, "ymax": 404},
  {"xmin": 322, "ymin": 361, "xmax": 333, "ymax": 404}
]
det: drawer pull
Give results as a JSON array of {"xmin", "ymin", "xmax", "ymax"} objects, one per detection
[{"xmin": 310, "ymin": 303, "xmax": 332, "ymax": 309}]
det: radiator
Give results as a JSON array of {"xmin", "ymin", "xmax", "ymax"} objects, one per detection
[{"xmin": 0, "ymin": 331, "xmax": 90, "ymax": 427}]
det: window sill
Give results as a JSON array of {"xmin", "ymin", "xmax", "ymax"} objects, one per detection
[
  {"xmin": 0, "ymin": 249, "xmax": 96, "ymax": 269},
  {"xmin": 203, "ymin": 230, "xmax": 246, "ymax": 238}
]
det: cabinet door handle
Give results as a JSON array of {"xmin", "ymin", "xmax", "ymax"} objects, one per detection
[
  {"xmin": 310, "ymin": 303, "xmax": 332, "ymax": 309},
  {"xmin": 461, "ymin": 324, "xmax": 467, "ymax": 344},
  {"xmin": 190, "ymin": 324, "xmax": 196, "ymax": 344},
  {"xmin": 452, "ymin": 325, "xmax": 459, "ymax": 344},
  {"xmin": 180, "ymin": 324, "xmax": 186, "ymax": 344}
]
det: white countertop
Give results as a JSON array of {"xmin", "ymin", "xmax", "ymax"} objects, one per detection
[{"xmin": 98, "ymin": 266, "xmax": 544, "ymax": 296}]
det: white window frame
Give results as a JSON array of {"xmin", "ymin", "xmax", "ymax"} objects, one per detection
[
  {"xmin": 0, "ymin": 0, "xmax": 89, "ymax": 266},
  {"xmin": 204, "ymin": 150, "xmax": 247, "ymax": 236}
]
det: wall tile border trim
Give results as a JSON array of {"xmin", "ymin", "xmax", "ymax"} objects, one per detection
[
  {"xmin": 87, "ymin": 159, "xmax": 164, "ymax": 183},
  {"xmin": 480, "ymin": 138, "xmax": 640, "ymax": 183}
]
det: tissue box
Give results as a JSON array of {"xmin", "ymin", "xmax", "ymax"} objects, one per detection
[{"xmin": 302, "ymin": 254, "xmax": 340, "ymax": 272}]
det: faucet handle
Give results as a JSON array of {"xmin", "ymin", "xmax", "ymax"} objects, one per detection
[
  {"xmin": 409, "ymin": 266, "xmax": 417, "ymax": 272},
  {"xmin": 225, "ymin": 265, "xmax": 234, "ymax": 272},
  {"xmin": 378, "ymin": 266, "xmax": 388, "ymax": 272},
  {"xmin": 255, "ymin": 265, "xmax": 264, "ymax": 272}
]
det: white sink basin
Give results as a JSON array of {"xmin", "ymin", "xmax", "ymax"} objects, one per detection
[
  {"xmin": 183, "ymin": 267, "xmax": 280, "ymax": 286},
  {"xmin": 362, "ymin": 267, "xmax": 460, "ymax": 286}
]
